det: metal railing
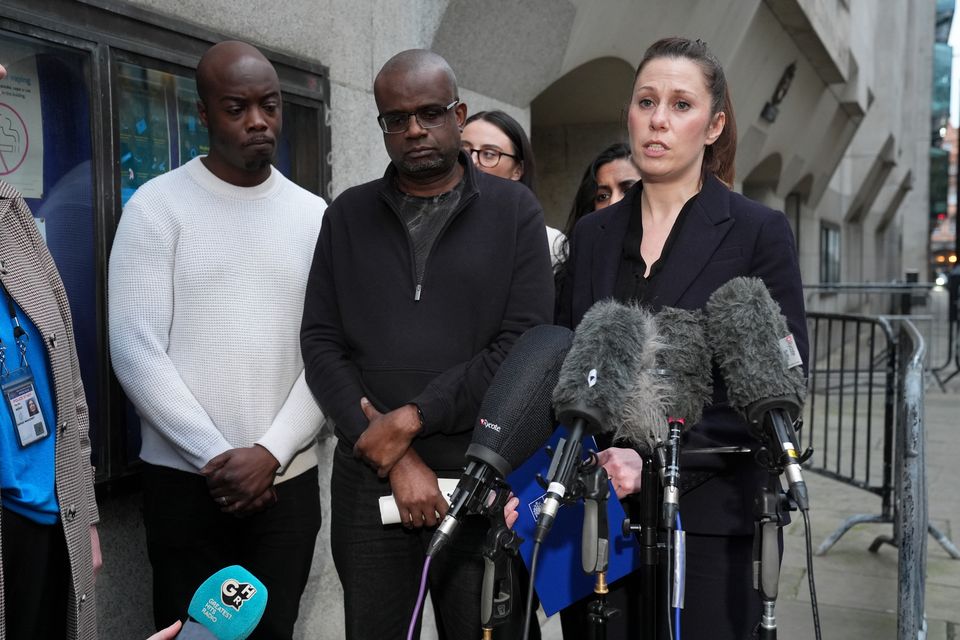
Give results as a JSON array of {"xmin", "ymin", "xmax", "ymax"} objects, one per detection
[
  {"xmin": 802, "ymin": 311, "xmax": 959, "ymax": 637},
  {"xmin": 803, "ymin": 313, "xmax": 897, "ymax": 538},
  {"xmin": 804, "ymin": 281, "xmax": 960, "ymax": 390},
  {"xmin": 893, "ymin": 321, "xmax": 928, "ymax": 640}
]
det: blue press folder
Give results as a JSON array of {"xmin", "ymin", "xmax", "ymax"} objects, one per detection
[{"xmin": 506, "ymin": 426, "xmax": 640, "ymax": 616}]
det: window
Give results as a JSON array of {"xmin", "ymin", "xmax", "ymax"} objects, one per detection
[
  {"xmin": 1, "ymin": 2, "xmax": 330, "ymax": 484},
  {"xmin": 116, "ymin": 62, "xmax": 204, "ymax": 205},
  {"xmin": 820, "ymin": 224, "xmax": 841, "ymax": 283},
  {"xmin": 115, "ymin": 56, "xmax": 324, "ymax": 205},
  {"xmin": 1, "ymin": 29, "xmax": 101, "ymax": 464}
]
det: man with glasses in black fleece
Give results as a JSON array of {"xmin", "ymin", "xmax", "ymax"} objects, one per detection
[{"xmin": 300, "ymin": 49, "xmax": 552, "ymax": 639}]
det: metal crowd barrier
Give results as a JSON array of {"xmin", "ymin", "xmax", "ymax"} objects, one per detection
[
  {"xmin": 892, "ymin": 321, "xmax": 928, "ymax": 640},
  {"xmin": 802, "ymin": 312, "xmax": 898, "ymax": 540},
  {"xmin": 801, "ymin": 312, "xmax": 959, "ymax": 638},
  {"xmin": 803, "ymin": 282, "xmax": 960, "ymax": 390}
]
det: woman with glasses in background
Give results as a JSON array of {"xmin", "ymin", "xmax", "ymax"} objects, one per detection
[{"xmin": 461, "ymin": 110, "xmax": 565, "ymax": 267}]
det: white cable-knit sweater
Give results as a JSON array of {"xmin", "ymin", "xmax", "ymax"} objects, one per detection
[{"xmin": 108, "ymin": 157, "xmax": 326, "ymax": 481}]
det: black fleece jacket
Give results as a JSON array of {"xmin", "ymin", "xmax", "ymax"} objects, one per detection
[{"xmin": 301, "ymin": 154, "xmax": 554, "ymax": 472}]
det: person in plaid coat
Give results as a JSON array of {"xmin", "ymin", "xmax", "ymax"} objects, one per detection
[{"xmin": 0, "ymin": 61, "xmax": 99, "ymax": 639}]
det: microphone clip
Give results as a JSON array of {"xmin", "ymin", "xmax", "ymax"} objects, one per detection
[
  {"xmin": 534, "ymin": 449, "xmax": 603, "ymax": 505},
  {"xmin": 753, "ymin": 436, "xmax": 813, "ymax": 475},
  {"xmin": 479, "ymin": 481, "xmax": 524, "ymax": 631}
]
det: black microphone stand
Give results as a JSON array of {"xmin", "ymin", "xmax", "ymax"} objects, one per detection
[
  {"xmin": 751, "ymin": 448, "xmax": 796, "ymax": 639},
  {"xmin": 639, "ymin": 455, "xmax": 660, "ymax": 640},
  {"xmin": 478, "ymin": 480, "xmax": 522, "ymax": 640},
  {"xmin": 622, "ymin": 454, "xmax": 661, "ymax": 640},
  {"xmin": 578, "ymin": 454, "xmax": 619, "ymax": 640}
]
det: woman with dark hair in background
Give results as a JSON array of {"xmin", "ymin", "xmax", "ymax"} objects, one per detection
[
  {"xmin": 556, "ymin": 142, "xmax": 641, "ymax": 274},
  {"xmin": 462, "ymin": 110, "xmax": 565, "ymax": 266},
  {"xmin": 556, "ymin": 37, "xmax": 807, "ymax": 640},
  {"xmin": 563, "ymin": 143, "xmax": 639, "ymax": 234}
]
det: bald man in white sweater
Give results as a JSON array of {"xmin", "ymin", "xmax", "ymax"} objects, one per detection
[{"xmin": 108, "ymin": 42, "xmax": 326, "ymax": 639}]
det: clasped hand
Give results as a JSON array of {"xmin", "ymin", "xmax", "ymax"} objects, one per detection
[
  {"xmin": 353, "ymin": 398, "xmax": 421, "ymax": 477},
  {"xmin": 202, "ymin": 445, "xmax": 280, "ymax": 516}
]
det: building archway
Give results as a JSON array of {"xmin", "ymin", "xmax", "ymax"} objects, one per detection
[
  {"xmin": 741, "ymin": 153, "xmax": 783, "ymax": 209},
  {"xmin": 529, "ymin": 56, "xmax": 635, "ymax": 228}
]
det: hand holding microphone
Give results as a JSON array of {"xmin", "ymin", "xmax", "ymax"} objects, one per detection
[
  {"xmin": 148, "ymin": 620, "xmax": 182, "ymax": 640},
  {"xmin": 595, "ymin": 448, "xmax": 643, "ymax": 499}
]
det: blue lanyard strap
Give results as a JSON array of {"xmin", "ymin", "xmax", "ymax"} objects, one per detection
[{"xmin": 1, "ymin": 285, "xmax": 29, "ymax": 372}]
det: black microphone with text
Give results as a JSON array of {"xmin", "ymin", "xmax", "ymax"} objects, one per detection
[{"xmin": 425, "ymin": 324, "xmax": 573, "ymax": 558}]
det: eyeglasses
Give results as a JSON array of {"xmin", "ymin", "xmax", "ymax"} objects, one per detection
[
  {"xmin": 463, "ymin": 147, "xmax": 518, "ymax": 169},
  {"xmin": 377, "ymin": 100, "xmax": 459, "ymax": 134}
]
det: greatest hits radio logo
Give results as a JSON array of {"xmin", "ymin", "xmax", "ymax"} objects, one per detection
[{"xmin": 221, "ymin": 578, "xmax": 257, "ymax": 611}]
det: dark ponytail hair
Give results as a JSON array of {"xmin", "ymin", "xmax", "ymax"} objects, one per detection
[
  {"xmin": 634, "ymin": 37, "xmax": 737, "ymax": 185},
  {"xmin": 464, "ymin": 110, "xmax": 537, "ymax": 193}
]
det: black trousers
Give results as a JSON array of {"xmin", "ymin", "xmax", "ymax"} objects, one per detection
[
  {"xmin": 141, "ymin": 464, "xmax": 321, "ymax": 640},
  {"xmin": 1, "ymin": 506, "xmax": 69, "ymax": 640},
  {"xmin": 560, "ymin": 531, "xmax": 766, "ymax": 640},
  {"xmin": 330, "ymin": 444, "xmax": 540, "ymax": 640}
]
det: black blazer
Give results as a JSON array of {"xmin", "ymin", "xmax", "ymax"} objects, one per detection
[{"xmin": 556, "ymin": 173, "xmax": 808, "ymax": 535}]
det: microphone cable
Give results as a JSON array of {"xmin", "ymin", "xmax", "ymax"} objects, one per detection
[
  {"xmin": 406, "ymin": 555, "xmax": 432, "ymax": 640},
  {"xmin": 801, "ymin": 509, "xmax": 822, "ymax": 640},
  {"xmin": 520, "ymin": 540, "xmax": 543, "ymax": 640},
  {"xmin": 665, "ymin": 514, "xmax": 674, "ymax": 640},
  {"xmin": 665, "ymin": 512, "xmax": 684, "ymax": 640}
]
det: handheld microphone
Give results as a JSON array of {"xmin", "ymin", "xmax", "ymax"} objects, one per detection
[
  {"xmin": 653, "ymin": 307, "xmax": 713, "ymax": 528},
  {"xmin": 426, "ymin": 324, "xmax": 573, "ymax": 557},
  {"xmin": 174, "ymin": 565, "xmax": 268, "ymax": 640},
  {"xmin": 705, "ymin": 277, "xmax": 809, "ymax": 510},
  {"xmin": 540, "ymin": 300, "xmax": 666, "ymax": 543}
]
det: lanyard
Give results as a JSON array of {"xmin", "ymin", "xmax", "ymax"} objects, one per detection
[{"xmin": 0, "ymin": 285, "xmax": 29, "ymax": 377}]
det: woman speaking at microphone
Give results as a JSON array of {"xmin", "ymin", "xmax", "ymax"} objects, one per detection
[{"xmin": 555, "ymin": 37, "xmax": 808, "ymax": 640}]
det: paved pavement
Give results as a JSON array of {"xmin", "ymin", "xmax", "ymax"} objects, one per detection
[{"xmin": 772, "ymin": 386, "xmax": 960, "ymax": 640}]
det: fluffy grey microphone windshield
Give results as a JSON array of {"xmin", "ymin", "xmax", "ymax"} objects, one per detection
[
  {"xmin": 654, "ymin": 307, "xmax": 713, "ymax": 425},
  {"xmin": 704, "ymin": 277, "xmax": 806, "ymax": 418},
  {"xmin": 552, "ymin": 299, "xmax": 668, "ymax": 452}
]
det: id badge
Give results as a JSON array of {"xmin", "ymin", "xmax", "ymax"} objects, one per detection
[{"xmin": 2, "ymin": 367, "xmax": 50, "ymax": 448}]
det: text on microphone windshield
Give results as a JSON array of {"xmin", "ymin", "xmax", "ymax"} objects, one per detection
[
  {"xmin": 778, "ymin": 334, "xmax": 803, "ymax": 369},
  {"xmin": 479, "ymin": 417, "xmax": 501, "ymax": 433}
]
